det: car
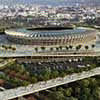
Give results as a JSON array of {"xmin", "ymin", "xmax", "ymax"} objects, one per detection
[
  {"xmin": 87, "ymin": 64, "xmax": 90, "ymax": 67},
  {"xmin": 77, "ymin": 65, "xmax": 86, "ymax": 68}
]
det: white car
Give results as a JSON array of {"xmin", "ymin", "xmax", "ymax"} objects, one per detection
[{"xmin": 78, "ymin": 65, "xmax": 86, "ymax": 68}]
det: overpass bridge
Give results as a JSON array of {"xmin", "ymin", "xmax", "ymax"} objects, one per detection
[
  {"xmin": 0, "ymin": 51, "xmax": 100, "ymax": 58},
  {"xmin": 0, "ymin": 67, "xmax": 100, "ymax": 100}
]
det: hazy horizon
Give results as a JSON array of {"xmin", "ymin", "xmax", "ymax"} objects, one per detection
[{"xmin": 0, "ymin": 0, "xmax": 100, "ymax": 6}]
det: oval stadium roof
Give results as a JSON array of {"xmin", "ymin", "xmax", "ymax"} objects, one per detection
[{"xmin": 5, "ymin": 28, "xmax": 96, "ymax": 38}]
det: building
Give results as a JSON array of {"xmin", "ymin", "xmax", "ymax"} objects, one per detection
[{"xmin": 5, "ymin": 27, "xmax": 97, "ymax": 51}]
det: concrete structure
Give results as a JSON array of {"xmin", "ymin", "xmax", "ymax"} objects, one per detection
[{"xmin": 5, "ymin": 28, "xmax": 97, "ymax": 47}]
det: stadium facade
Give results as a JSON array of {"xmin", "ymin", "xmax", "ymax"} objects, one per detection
[{"xmin": 5, "ymin": 28, "xmax": 97, "ymax": 50}]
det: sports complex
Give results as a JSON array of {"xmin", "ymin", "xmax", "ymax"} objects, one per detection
[{"xmin": 5, "ymin": 27, "xmax": 98, "ymax": 52}]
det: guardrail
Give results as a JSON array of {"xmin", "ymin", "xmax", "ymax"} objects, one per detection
[{"xmin": 0, "ymin": 52, "xmax": 100, "ymax": 58}]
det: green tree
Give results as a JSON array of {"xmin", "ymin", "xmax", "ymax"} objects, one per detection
[
  {"xmin": 56, "ymin": 47, "xmax": 59, "ymax": 51},
  {"xmin": 31, "ymin": 76, "xmax": 37, "ymax": 83},
  {"xmin": 66, "ymin": 46, "xmax": 69, "ymax": 51},
  {"xmin": 78, "ymin": 45, "xmax": 82, "ymax": 49},
  {"xmin": 76, "ymin": 46, "xmax": 79, "ymax": 51},
  {"xmin": 79, "ymin": 79, "xmax": 90, "ymax": 87},
  {"xmin": 50, "ymin": 47, "xmax": 53, "ymax": 51},
  {"xmin": 67, "ymin": 67, "xmax": 75, "ymax": 74},
  {"xmin": 8, "ymin": 46, "xmax": 12, "ymax": 50},
  {"xmin": 75, "ymin": 87, "xmax": 81, "ymax": 97},
  {"xmin": 12, "ymin": 47, "xmax": 16, "ymax": 52},
  {"xmin": 4, "ymin": 46, "xmax": 8, "ymax": 50},
  {"xmin": 58, "ymin": 87, "xmax": 65, "ymax": 94},
  {"xmin": 80, "ymin": 94, "xmax": 88, "ymax": 100},
  {"xmin": 69, "ymin": 45, "xmax": 73, "ymax": 50},
  {"xmin": 34, "ymin": 47, "xmax": 38, "ymax": 52},
  {"xmin": 93, "ymin": 87, "xmax": 100, "ymax": 99},
  {"xmin": 41, "ymin": 46, "xmax": 46, "ymax": 52},
  {"xmin": 51, "ymin": 70, "xmax": 59, "ymax": 78},
  {"xmin": 89, "ymin": 78, "xmax": 98, "ymax": 88},
  {"xmin": 38, "ymin": 75, "xmax": 44, "ymax": 81},
  {"xmin": 91, "ymin": 44, "xmax": 95, "ymax": 49},
  {"xmin": 22, "ymin": 80, "xmax": 30, "ymax": 87},
  {"xmin": 69, "ymin": 97, "xmax": 78, "ymax": 100},
  {"xmin": 66, "ymin": 87, "xmax": 73, "ymax": 97},
  {"xmin": 63, "ymin": 97, "xmax": 78, "ymax": 100},
  {"xmin": 85, "ymin": 46, "xmax": 89, "ymax": 51},
  {"xmin": 87, "ymin": 95, "xmax": 95, "ymax": 100},
  {"xmin": 1, "ymin": 45, "xmax": 5, "ymax": 48},
  {"xmin": 49, "ymin": 91, "xmax": 65, "ymax": 100},
  {"xmin": 82, "ymin": 88, "xmax": 91, "ymax": 95},
  {"xmin": 60, "ymin": 71, "xmax": 66, "ymax": 77},
  {"xmin": 59, "ymin": 46, "xmax": 63, "ymax": 51}
]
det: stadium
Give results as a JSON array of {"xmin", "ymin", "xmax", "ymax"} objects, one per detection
[{"xmin": 5, "ymin": 27, "xmax": 97, "ymax": 49}]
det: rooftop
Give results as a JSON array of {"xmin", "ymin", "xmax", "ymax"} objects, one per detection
[{"xmin": 5, "ymin": 28, "xmax": 95, "ymax": 38}]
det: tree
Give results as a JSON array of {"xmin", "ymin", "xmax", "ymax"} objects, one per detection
[
  {"xmin": 91, "ymin": 44, "xmax": 95, "ymax": 49},
  {"xmin": 75, "ymin": 87, "xmax": 81, "ymax": 97},
  {"xmin": 69, "ymin": 97, "xmax": 78, "ymax": 100},
  {"xmin": 82, "ymin": 88, "xmax": 91, "ymax": 95},
  {"xmin": 76, "ymin": 46, "xmax": 79, "ymax": 51},
  {"xmin": 67, "ymin": 67, "xmax": 75, "ymax": 74},
  {"xmin": 38, "ymin": 75, "xmax": 44, "ymax": 81},
  {"xmin": 63, "ymin": 97, "xmax": 78, "ymax": 100},
  {"xmin": 18, "ymin": 64, "xmax": 26, "ymax": 74},
  {"xmin": 0, "ymin": 73, "xmax": 6, "ymax": 80},
  {"xmin": 65, "ymin": 46, "xmax": 69, "ymax": 51},
  {"xmin": 12, "ymin": 78, "xmax": 22, "ymax": 86},
  {"xmin": 59, "ymin": 46, "xmax": 63, "ymax": 51},
  {"xmin": 41, "ymin": 68, "xmax": 51, "ymax": 81},
  {"xmin": 51, "ymin": 70, "xmax": 59, "ymax": 78},
  {"xmin": 92, "ymin": 87, "xmax": 100, "ymax": 99},
  {"xmin": 87, "ymin": 95, "xmax": 95, "ymax": 100},
  {"xmin": 31, "ymin": 76, "xmax": 37, "ymax": 83},
  {"xmin": 56, "ymin": 47, "xmax": 59, "ymax": 51},
  {"xmin": 69, "ymin": 45, "xmax": 73, "ymax": 50},
  {"xmin": 15, "ymin": 72, "xmax": 22, "ymax": 78},
  {"xmin": 12, "ymin": 47, "xmax": 16, "ymax": 52},
  {"xmin": 4, "ymin": 69, "xmax": 11, "ymax": 74},
  {"xmin": 80, "ymin": 94, "xmax": 88, "ymax": 100},
  {"xmin": 66, "ymin": 87, "xmax": 73, "ymax": 97},
  {"xmin": 60, "ymin": 71, "xmax": 66, "ymax": 77},
  {"xmin": 50, "ymin": 47, "xmax": 53, "ymax": 51},
  {"xmin": 41, "ymin": 47, "xmax": 46, "ymax": 52},
  {"xmin": 4, "ymin": 46, "xmax": 8, "ymax": 51},
  {"xmin": 2, "ymin": 45, "xmax": 5, "ymax": 48},
  {"xmin": 76, "ymin": 45, "xmax": 82, "ymax": 51},
  {"xmin": 79, "ymin": 45, "xmax": 82, "ymax": 49},
  {"xmin": 43, "ymin": 73, "xmax": 51, "ymax": 81},
  {"xmin": 79, "ymin": 79, "xmax": 90, "ymax": 88},
  {"xmin": 8, "ymin": 46, "xmax": 12, "ymax": 50},
  {"xmin": 85, "ymin": 46, "xmax": 89, "ymax": 51},
  {"xmin": 58, "ymin": 87, "xmax": 65, "ymax": 94},
  {"xmin": 34, "ymin": 47, "xmax": 38, "ymax": 52},
  {"xmin": 89, "ymin": 78, "xmax": 98, "ymax": 88},
  {"xmin": 22, "ymin": 80, "xmax": 30, "ymax": 87},
  {"xmin": 49, "ymin": 91, "xmax": 65, "ymax": 100},
  {"xmin": 51, "ymin": 87, "xmax": 57, "ymax": 91}
]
